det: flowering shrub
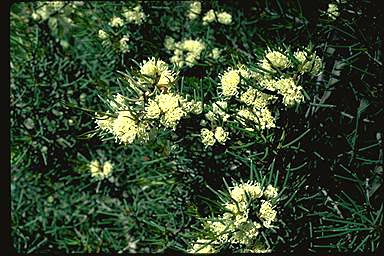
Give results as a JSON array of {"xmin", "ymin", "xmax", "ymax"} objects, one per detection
[
  {"xmin": 11, "ymin": 0, "xmax": 383, "ymax": 254},
  {"xmin": 189, "ymin": 180, "xmax": 279, "ymax": 253}
]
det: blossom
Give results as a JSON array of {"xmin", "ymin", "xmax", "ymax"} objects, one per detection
[
  {"xmin": 169, "ymin": 38, "xmax": 205, "ymax": 68},
  {"xmin": 98, "ymin": 29, "xmax": 108, "ymax": 40},
  {"xmin": 160, "ymin": 107, "xmax": 185, "ymax": 130},
  {"xmin": 195, "ymin": 180, "xmax": 279, "ymax": 252},
  {"xmin": 164, "ymin": 36, "xmax": 176, "ymax": 50},
  {"xmin": 95, "ymin": 113, "xmax": 114, "ymax": 132},
  {"xmin": 109, "ymin": 93, "xmax": 127, "ymax": 110},
  {"xmin": 156, "ymin": 93, "xmax": 181, "ymax": 113},
  {"xmin": 89, "ymin": 160, "xmax": 113, "ymax": 180},
  {"xmin": 182, "ymin": 99, "xmax": 203, "ymax": 115},
  {"xmin": 202, "ymin": 9, "xmax": 216, "ymax": 25},
  {"xmin": 294, "ymin": 50, "xmax": 322, "ymax": 76},
  {"xmin": 275, "ymin": 77, "xmax": 304, "ymax": 107},
  {"xmin": 119, "ymin": 36, "xmax": 130, "ymax": 53},
  {"xmin": 220, "ymin": 68, "xmax": 240, "ymax": 96},
  {"xmin": 140, "ymin": 58, "xmax": 160, "ymax": 77},
  {"xmin": 240, "ymin": 88, "xmax": 257, "ymax": 106},
  {"xmin": 217, "ymin": 11, "xmax": 232, "ymax": 25},
  {"xmin": 123, "ymin": 5, "xmax": 146, "ymax": 25},
  {"xmin": 231, "ymin": 221, "xmax": 261, "ymax": 244},
  {"xmin": 212, "ymin": 101, "xmax": 230, "ymax": 121},
  {"xmin": 263, "ymin": 185, "xmax": 278, "ymax": 199},
  {"xmin": 208, "ymin": 48, "xmax": 222, "ymax": 60},
  {"xmin": 259, "ymin": 201, "xmax": 277, "ymax": 228},
  {"xmin": 237, "ymin": 107, "xmax": 275, "ymax": 130},
  {"xmin": 187, "ymin": 1, "xmax": 202, "ymax": 20},
  {"xmin": 140, "ymin": 57, "xmax": 176, "ymax": 88},
  {"xmin": 112, "ymin": 111, "xmax": 138, "ymax": 144},
  {"xmin": 201, "ymin": 128, "xmax": 216, "ymax": 146},
  {"xmin": 102, "ymin": 161, "xmax": 113, "ymax": 177},
  {"xmin": 260, "ymin": 50, "xmax": 291, "ymax": 72},
  {"xmin": 89, "ymin": 160, "xmax": 100, "ymax": 178},
  {"xmin": 109, "ymin": 16, "xmax": 124, "ymax": 27},
  {"xmin": 327, "ymin": 3, "xmax": 339, "ymax": 20},
  {"xmin": 214, "ymin": 127, "xmax": 229, "ymax": 144},
  {"xmin": 145, "ymin": 100, "xmax": 161, "ymax": 119}
]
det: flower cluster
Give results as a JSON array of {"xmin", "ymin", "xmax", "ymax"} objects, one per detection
[
  {"xmin": 89, "ymin": 159, "xmax": 113, "ymax": 180},
  {"xmin": 198, "ymin": 46, "xmax": 322, "ymax": 147},
  {"xmin": 202, "ymin": 9, "xmax": 232, "ymax": 25},
  {"xmin": 326, "ymin": 3, "xmax": 340, "ymax": 20},
  {"xmin": 189, "ymin": 181, "xmax": 279, "ymax": 253},
  {"xmin": 200, "ymin": 126, "xmax": 229, "ymax": 147},
  {"xmin": 94, "ymin": 58, "xmax": 202, "ymax": 145},
  {"xmin": 122, "ymin": 5, "xmax": 146, "ymax": 25},
  {"xmin": 165, "ymin": 37, "xmax": 206, "ymax": 68},
  {"xmin": 97, "ymin": 4, "xmax": 146, "ymax": 53},
  {"xmin": 186, "ymin": 1, "xmax": 202, "ymax": 20},
  {"xmin": 294, "ymin": 49, "xmax": 323, "ymax": 76}
]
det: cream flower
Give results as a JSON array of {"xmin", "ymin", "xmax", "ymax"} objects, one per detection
[
  {"xmin": 98, "ymin": 29, "xmax": 108, "ymax": 40},
  {"xmin": 145, "ymin": 100, "xmax": 161, "ymax": 119},
  {"xmin": 201, "ymin": 128, "xmax": 216, "ymax": 146},
  {"xmin": 102, "ymin": 161, "xmax": 113, "ymax": 177},
  {"xmin": 220, "ymin": 69, "xmax": 240, "ymax": 96},
  {"xmin": 327, "ymin": 3, "xmax": 339, "ymax": 20},
  {"xmin": 208, "ymin": 48, "xmax": 222, "ymax": 60},
  {"xmin": 187, "ymin": 1, "xmax": 202, "ymax": 20},
  {"xmin": 259, "ymin": 201, "xmax": 277, "ymax": 228},
  {"xmin": 112, "ymin": 111, "xmax": 138, "ymax": 144},
  {"xmin": 160, "ymin": 107, "xmax": 185, "ymax": 130},
  {"xmin": 202, "ymin": 9, "xmax": 216, "ymax": 25},
  {"xmin": 217, "ymin": 11, "xmax": 232, "ymax": 25},
  {"xmin": 123, "ymin": 5, "xmax": 146, "ymax": 25},
  {"xmin": 261, "ymin": 50, "xmax": 291, "ymax": 72},
  {"xmin": 275, "ymin": 77, "xmax": 304, "ymax": 107},
  {"xmin": 109, "ymin": 16, "xmax": 124, "ymax": 27},
  {"xmin": 164, "ymin": 36, "xmax": 176, "ymax": 50},
  {"xmin": 214, "ymin": 127, "xmax": 229, "ymax": 144},
  {"xmin": 95, "ymin": 113, "xmax": 114, "ymax": 132},
  {"xmin": 263, "ymin": 185, "xmax": 278, "ymax": 199},
  {"xmin": 294, "ymin": 50, "xmax": 322, "ymax": 75},
  {"xmin": 119, "ymin": 35, "xmax": 130, "ymax": 53},
  {"xmin": 89, "ymin": 160, "xmax": 100, "ymax": 178},
  {"xmin": 156, "ymin": 93, "xmax": 181, "ymax": 113}
]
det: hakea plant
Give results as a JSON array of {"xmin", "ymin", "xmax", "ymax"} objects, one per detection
[
  {"xmin": 188, "ymin": 179, "xmax": 280, "ymax": 253},
  {"xmin": 91, "ymin": 46, "xmax": 322, "ymax": 148},
  {"xmin": 199, "ymin": 46, "xmax": 323, "ymax": 147},
  {"xmin": 93, "ymin": 57, "xmax": 202, "ymax": 145}
]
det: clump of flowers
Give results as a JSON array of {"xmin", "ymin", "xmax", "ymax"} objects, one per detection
[
  {"xmin": 122, "ymin": 5, "xmax": 146, "ymax": 25},
  {"xmin": 294, "ymin": 49, "xmax": 323, "ymax": 76},
  {"xmin": 166, "ymin": 38, "xmax": 206, "ymax": 68},
  {"xmin": 260, "ymin": 48, "xmax": 291, "ymax": 73},
  {"xmin": 208, "ymin": 48, "xmax": 222, "ymax": 60},
  {"xmin": 186, "ymin": 1, "xmax": 202, "ymax": 20},
  {"xmin": 97, "ymin": 4, "xmax": 146, "ymax": 53},
  {"xmin": 93, "ymin": 58, "xmax": 202, "ymax": 145},
  {"xmin": 109, "ymin": 16, "xmax": 124, "ymax": 27},
  {"xmin": 89, "ymin": 160, "xmax": 113, "ymax": 180},
  {"xmin": 198, "ymin": 45, "xmax": 322, "ymax": 147},
  {"xmin": 326, "ymin": 3, "xmax": 340, "ymax": 20},
  {"xmin": 202, "ymin": 9, "xmax": 232, "ymax": 25},
  {"xmin": 188, "ymin": 180, "xmax": 279, "ymax": 253}
]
